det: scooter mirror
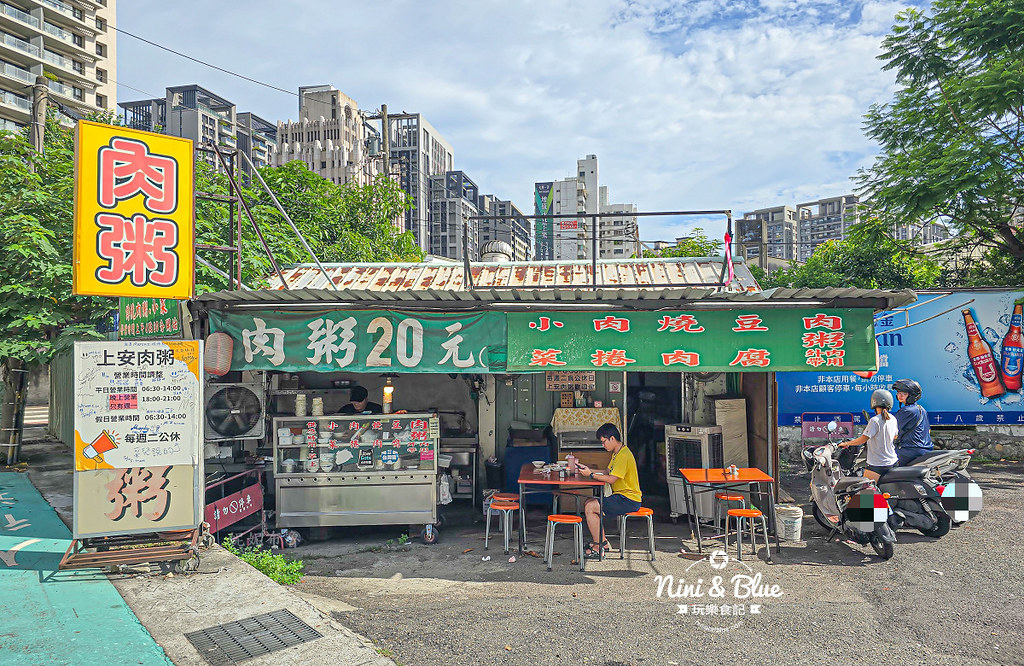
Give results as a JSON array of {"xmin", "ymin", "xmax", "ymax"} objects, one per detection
[{"xmin": 827, "ymin": 420, "xmax": 838, "ymax": 433}]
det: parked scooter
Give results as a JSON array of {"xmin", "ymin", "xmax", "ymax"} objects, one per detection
[
  {"xmin": 830, "ymin": 420, "xmax": 953, "ymax": 538},
  {"xmin": 802, "ymin": 422, "xmax": 896, "ymax": 560}
]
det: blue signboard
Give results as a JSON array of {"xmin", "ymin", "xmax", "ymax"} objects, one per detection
[{"xmin": 778, "ymin": 290, "xmax": 1024, "ymax": 426}]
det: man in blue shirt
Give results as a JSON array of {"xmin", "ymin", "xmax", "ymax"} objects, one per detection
[{"xmin": 891, "ymin": 378, "xmax": 933, "ymax": 465}]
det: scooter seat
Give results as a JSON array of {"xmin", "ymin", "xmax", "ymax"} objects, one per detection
[
  {"xmin": 878, "ymin": 466, "xmax": 929, "ymax": 482},
  {"xmin": 907, "ymin": 451, "xmax": 949, "ymax": 465},
  {"xmin": 834, "ymin": 477, "xmax": 875, "ymax": 494}
]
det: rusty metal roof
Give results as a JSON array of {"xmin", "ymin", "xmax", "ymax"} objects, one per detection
[{"xmin": 263, "ymin": 257, "xmax": 759, "ymax": 292}]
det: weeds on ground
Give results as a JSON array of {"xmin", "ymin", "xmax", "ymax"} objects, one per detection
[{"xmin": 222, "ymin": 538, "xmax": 304, "ymax": 585}]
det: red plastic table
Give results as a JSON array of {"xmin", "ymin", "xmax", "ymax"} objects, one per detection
[
  {"xmin": 679, "ymin": 467, "xmax": 780, "ymax": 557},
  {"xmin": 517, "ymin": 464, "xmax": 605, "ymax": 559}
]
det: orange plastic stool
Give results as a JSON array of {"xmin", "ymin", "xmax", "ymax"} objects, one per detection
[
  {"xmin": 485, "ymin": 501, "xmax": 520, "ymax": 554},
  {"xmin": 714, "ymin": 492, "xmax": 747, "ymax": 529},
  {"xmin": 487, "ymin": 493, "xmax": 522, "ymax": 534},
  {"xmin": 544, "ymin": 514, "xmax": 584, "ymax": 571},
  {"xmin": 725, "ymin": 508, "xmax": 769, "ymax": 560},
  {"xmin": 618, "ymin": 507, "xmax": 656, "ymax": 560}
]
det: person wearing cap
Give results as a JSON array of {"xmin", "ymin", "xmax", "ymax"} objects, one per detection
[
  {"xmin": 338, "ymin": 386, "xmax": 382, "ymax": 415},
  {"xmin": 839, "ymin": 389, "xmax": 898, "ymax": 482},
  {"xmin": 891, "ymin": 378, "xmax": 933, "ymax": 466}
]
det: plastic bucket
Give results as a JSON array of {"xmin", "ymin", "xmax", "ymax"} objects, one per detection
[{"xmin": 776, "ymin": 505, "xmax": 804, "ymax": 542}]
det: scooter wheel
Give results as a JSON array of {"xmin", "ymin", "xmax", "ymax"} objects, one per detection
[
  {"xmin": 919, "ymin": 513, "xmax": 951, "ymax": 538},
  {"xmin": 870, "ymin": 537, "xmax": 894, "ymax": 560}
]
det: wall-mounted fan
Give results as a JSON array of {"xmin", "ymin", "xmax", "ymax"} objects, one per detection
[{"xmin": 204, "ymin": 383, "xmax": 265, "ymax": 441}]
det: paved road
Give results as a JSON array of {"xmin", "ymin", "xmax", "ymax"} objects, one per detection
[
  {"xmin": 291, "ymin": 462, "xmax": 1024, "ymax": 666},
  {"xmin": 0, "ymin": 472, "xmax": 171, "ymax": 666}
]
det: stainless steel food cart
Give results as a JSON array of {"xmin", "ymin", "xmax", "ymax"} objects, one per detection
[{"xmin": 272, "ymin": 412, "xmax": 440, "ymax": 541}]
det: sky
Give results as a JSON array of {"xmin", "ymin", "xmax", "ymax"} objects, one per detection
[{"xmin": 116, "ymin": 0, "xmax": 929, "ymax": 244}]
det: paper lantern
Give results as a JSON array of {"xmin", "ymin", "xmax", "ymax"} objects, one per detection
[{"xmin": 204, "ymin": 332, "xmax": 234, "ymax": 376}]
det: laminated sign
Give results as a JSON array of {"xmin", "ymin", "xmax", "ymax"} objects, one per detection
[
  {"xmin": 73, "ymin": 121, "xmax": 195, "ymax": 299},
  {"xmin": 73, "ymin": 340, "xmax": 203, "ymax": 539}
]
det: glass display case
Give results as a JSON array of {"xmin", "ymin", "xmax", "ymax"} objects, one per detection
[{"xmin": 272, "ymin": 413, "xmax": 440, "ymax": 531}]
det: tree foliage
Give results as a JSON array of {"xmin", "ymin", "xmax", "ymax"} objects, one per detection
[
  {"xmin": 857, "ymin": 0, "xmax": 1024, "ymax": 283},
  {"xmin": 643, "ymin": 227, "xmax": 722, "ymax": 258},
  {"xmin": 0, "ymin": 114, "xmax": 420, "ymax": 367},
  {"xmin": 753, "ymin": 217, "xmax": 941, "ymax": 290}
]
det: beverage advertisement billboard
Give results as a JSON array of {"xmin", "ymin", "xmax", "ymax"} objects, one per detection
[{"xmin": 777, "ymin": 290, "xmax": 1024, "ymax": 426}]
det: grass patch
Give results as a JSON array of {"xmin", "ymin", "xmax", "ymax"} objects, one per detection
[
  {"xmin": 223, "ymin": 538, "xmax": 304, "ymax": 585},
  {"xmin": 375, "ymin": 646, "xmax": 404, "ymax": 665}
]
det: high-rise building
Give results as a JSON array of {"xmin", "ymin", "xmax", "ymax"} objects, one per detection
[
  {"xmin": 796, "ymin": 194, "xmax": 860, "ymax": 261},
  {"xmin": 894, "ymin": 221, "xmax": 950, "ymax": 246},
  {"xmin": 477, "ymin": 194, "xmax": 530, "ymax": 261},
  {"xmin": 428, "ymin": 170, "xmax": 479, "ymax": 262},
  {"xmin": 384, "ymin": 112, "xmax": 454, "ymax": 252},
  {"xmin": 738, "ymin": 205, "xmax": 798, "ymax": 265},
  {"xmin": 0, "ymin": 0, "xmax": 117, "ymax": 132},
  {"xmin": 533, "ymin": 154, "xmax": 636, "ymax": 261},
  {"xmin": 274, "ymin": 85, "xmax": 378, "ymax": 187},
  {"xmin": 119, "ymin": 84, "xmax": 277, "ymax": 175}
]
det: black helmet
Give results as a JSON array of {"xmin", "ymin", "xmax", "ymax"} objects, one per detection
[
  {"xmin": 891, "ymin": 378, "xmax": 922, "ymax": 404},
  {"xmin": 870, "ymin": 389, "xmax": 894, "ymax": 410}
]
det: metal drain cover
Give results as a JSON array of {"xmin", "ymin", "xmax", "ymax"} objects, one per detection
[{"xmin": 185, "ymin": 609, "xmax": 323, "ymax": 665}]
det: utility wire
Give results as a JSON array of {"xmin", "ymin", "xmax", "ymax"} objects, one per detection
[{"xmin": 112, "ymin": 26, "xmax": 298, "ymax": 97}]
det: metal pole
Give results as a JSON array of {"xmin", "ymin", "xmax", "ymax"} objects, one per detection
[
  {"xmin": 209, "ymin": 143, "xmax": 290, "ymax": 290},
  {"xmin": 29, "ymin": 76, "xmax": 48, "ymax": 164},
  {"xmin": 238, "ymin": 150, "xmax": 338, "ymax": 290},
  {"xmin": 591, "ymin": 214, "xmax": 598, "ymax": 290},
  {"xmin": 381, "ymin": 104, "xmax": 390, "ymax": 178}
]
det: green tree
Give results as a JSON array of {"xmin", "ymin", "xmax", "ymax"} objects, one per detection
[
  {"xmin": 857, "ymin": 0, "xmax": 1024, "ymax": 285},
  {"xmin": 643, "ymin": 227, "xmax": 722, "ymax": 258},
  {"xmin": 754, "ymin": 217, "xmax": 941, "ymax": 289}
]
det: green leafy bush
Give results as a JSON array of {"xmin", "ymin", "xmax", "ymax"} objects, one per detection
[{"xmin": 222, "ymin": 538, "xmax": 304, "ymax": 585}]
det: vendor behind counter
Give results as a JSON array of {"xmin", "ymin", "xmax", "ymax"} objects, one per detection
[{"xmin": 338, "ymin": 386, "xmax": 383, "ymax": 415}]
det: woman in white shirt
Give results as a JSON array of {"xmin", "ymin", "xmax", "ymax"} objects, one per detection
[{"xmin": 840, "ymin": 389, "xmax": 898, "ymax": 481}]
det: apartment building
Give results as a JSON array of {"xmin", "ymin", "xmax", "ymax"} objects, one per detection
[
  {"xmin": 274, "ymin": 85, "xmax": 378, "ymax": 187},
  {"xmin": 534, "ymin": 154, "xmax": 637, "ymax": 260},
  {"xmin": 737, "ymin": 205, "xmax": 798, "ymax": 265},
  {"xmin": 383, "ymin": 112, "xmax": 454, "ymax": 252},
  {"xmin": 477, "ymin": 194, "xmax": 531, "ymax": 261},
  {"xmin": 428, "ymin": 170, "xmax": 479, "ymax": 261},
  {"xmin": 796, "ymin": 194, "xmax": 861, "ymax": 261},
  {"xmin": 119, "ymin": 84, "xmax": 277, "ymax": 175},
  {"xmin": 0, "ymin": 0, "xmax": 116, "ymax": 132},
  {"xmin": 894, "ymin": 221, "xmax": 950, "ymax": 246}
]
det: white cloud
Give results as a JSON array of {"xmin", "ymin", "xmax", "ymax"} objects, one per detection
[{"xmin": 116, "ymin": 0, "xmax": 928, "ymax": 245}]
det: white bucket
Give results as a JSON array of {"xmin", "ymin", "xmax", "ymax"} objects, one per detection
[{"xmin": 776, "ymin": 505, "xmax": 804, "ymax": 542}]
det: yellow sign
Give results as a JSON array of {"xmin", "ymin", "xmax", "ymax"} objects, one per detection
[
  {"xmin": 73, "ymin": 120, "xmax": 195, "ymax": 299},
  {"xmin": 74, "ymin": 466, "xmax": 200, "ymax": 539}
]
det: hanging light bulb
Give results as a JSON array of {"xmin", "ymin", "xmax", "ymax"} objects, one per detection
[{"xmin": 382, "ymin": 376, "xmax": 394, "ymax": 414}]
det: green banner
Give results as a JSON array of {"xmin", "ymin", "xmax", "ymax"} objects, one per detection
[
  {"xmin": 118, "ymin": 297, "xmax": 182, "ymax": 339},
  {"xmin": 506, "ymin": 309, "xmax": 876, "ymax": 372},
  {"xmin": 209, "ymin": 310, "xmax": 507, "ymax": 374}
]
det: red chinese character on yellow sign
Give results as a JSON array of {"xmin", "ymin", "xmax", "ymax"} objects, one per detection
[
  {"xmin": 591, "ymin": 349, "xmax": 636, "ymax": 367},
  {"xmin": 729, "ymin": 349, "xmax": 771, "ymax": 367},
  {"xmin": 661, "ymin": 350, "xmax": 701, "ymax": 366},
  {"xmin": 95, "ymin": 214, "xmax": 180, "ymax": 287},
  {"xmin": 593, "ymin": 316, "xmax": 631, "ymax": 332},
  {"xmin": 656, "ymin": 314, "xmax": 705, "ymax": 333},
  {"xmin": 98, "ymin": 138, "xmax": 179, "ymax": 213},
  {"xmin": 529, "ymin": 348, "xmax": 567, "ymax": 366},
  {"xmin": 104, "ymin": 466, "xmax": 171, "ymax": 522},
  {"xmin": 732, "ymin": 314, "xmax": 769, "ymax": 332},
  {"xmin": 802, "ymin": 313, "xmax": 843, "ymax": 330}
]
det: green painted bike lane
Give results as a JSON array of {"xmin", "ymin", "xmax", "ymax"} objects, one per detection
[{"xmin": 0, "ymin": 473, "xmax": 171, "ymax": 666}]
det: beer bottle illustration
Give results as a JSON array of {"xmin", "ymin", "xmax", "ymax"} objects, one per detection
[
  {"xmin": 962, "ymin": 309, "xmax": 1005, "ymax": 399},
  {"xmin": 1000, "ymin": 302, "xmax": 1023, "ymax": 392}
]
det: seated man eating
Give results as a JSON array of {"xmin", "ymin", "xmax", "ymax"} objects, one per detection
[{"xmin": 575, "ymin": 422, "xmax": 642, "ymax": 558}]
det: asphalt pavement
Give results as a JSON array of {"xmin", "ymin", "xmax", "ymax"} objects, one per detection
[{"xmin": 289, "ymin": 461, "xmax": 1024, "ymax": 666}]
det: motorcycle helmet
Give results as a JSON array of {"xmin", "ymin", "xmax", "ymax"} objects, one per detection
[
  {"xmin": 891, "ymin": 378, "xmax": 922, "ymax": 404},
  {"xmin": 870, "ymin": 389, "xmax": 894, "ymax": 410}
]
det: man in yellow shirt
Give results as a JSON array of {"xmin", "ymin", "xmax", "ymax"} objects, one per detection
[{"xmin": 576, "ymin": 423, "xmax": 642, "ymax": 558}]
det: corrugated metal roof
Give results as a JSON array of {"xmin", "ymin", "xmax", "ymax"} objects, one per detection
[{"xmin": 263, "ymin": 257, "xmax": 758, "ymax": 292}]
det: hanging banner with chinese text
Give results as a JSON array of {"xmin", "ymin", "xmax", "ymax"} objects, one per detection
[
  {"xmin": 74, "ymin": 340, "xmax": 202, "ymax": 470},
  {"xmin": 777, "ymin": 290, "xmax": 1024, "ymax": 426},
  {"xmin": 506, "ymin": 309, "xmax": 875, "ymax": 372},
  {"xmin": 73, "ymin": 120, "xmax": 195, "ymax": 299},
  {"xmin": 209, "ymin": 310, "xmax": 507, "ymax": 373},
  {"xmin": 118, "ymin": 297, "xmax": 183, "ymax": 339}
]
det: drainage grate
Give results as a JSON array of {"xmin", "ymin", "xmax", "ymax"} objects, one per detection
[{"xmin": 185, "ymin": 609, "xmax": 323, "ymax": 665}]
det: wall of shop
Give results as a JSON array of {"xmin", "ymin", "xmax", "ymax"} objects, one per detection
[{"xmin": 777, "ymin": 424, "xmax": 1024, "ymax": 462}]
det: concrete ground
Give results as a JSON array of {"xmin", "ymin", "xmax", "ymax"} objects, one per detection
[
  {"xmin": 14, "ymin": 433, "xmax": 393, "ymax": 666},
  {"xmin": 285, "ymin": 459, "xmax": 1024, "ymax": 666}
]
